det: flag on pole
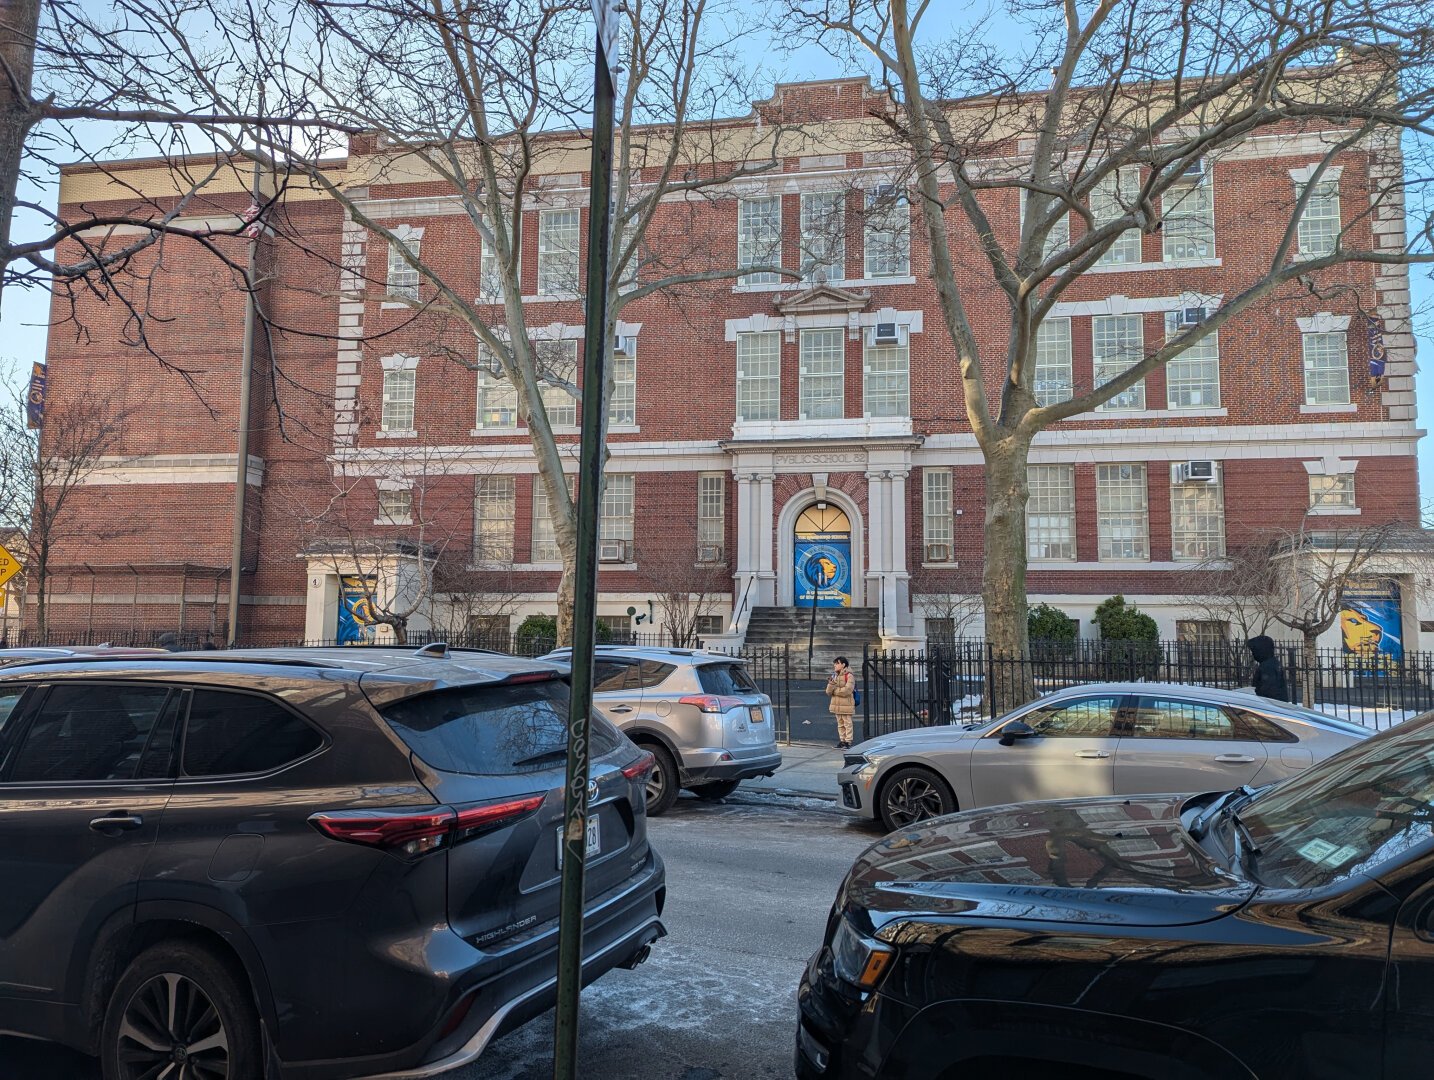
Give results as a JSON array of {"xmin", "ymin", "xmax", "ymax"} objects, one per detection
[{"xmin": 25, "ymin": 363, "xmax": 45, "ymax": 429}]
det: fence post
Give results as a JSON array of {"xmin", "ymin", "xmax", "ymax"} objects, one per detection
[
  {"xmin": 861, "ymin": 642, "xmax": 870, "ymax": 744},
  {"xmin": 985, "ymin": 642, "xmax": 996, "ymax": 720}
]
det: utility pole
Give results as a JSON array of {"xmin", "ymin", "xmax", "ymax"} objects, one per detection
[
  {"xmin": 226, "ymin": 159, "xmax": 264, "ymax": 646},
  {"xmin": 552, "ymin": 4, "xmax": 619, "ymax": 1077}
]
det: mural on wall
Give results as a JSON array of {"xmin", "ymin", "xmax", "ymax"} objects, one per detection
[
  {"xmin": 338, "ymin": 576, "xmax": 379, "ymax": 645},
  {"xmin": 794, "ymin": 504, "xmax": 852, "ymax": 608},
  {"xmin": 1339, "ymin": 579, "xmax": 1403, "ymax": 662}
]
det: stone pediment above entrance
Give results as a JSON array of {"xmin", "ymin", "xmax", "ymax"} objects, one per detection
[{"xmin": 773, "ymin": 284, "xmax": 871, "ymax": 316}]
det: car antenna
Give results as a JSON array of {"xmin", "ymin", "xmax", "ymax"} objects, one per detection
[{"xmin": 414, "ymin": 642, "xmax": 449, "ymax": 659}]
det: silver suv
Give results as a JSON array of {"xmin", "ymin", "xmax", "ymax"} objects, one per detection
[{"xmin": 541, "ymin": 645, "xmax": 782, "ymax": 814}]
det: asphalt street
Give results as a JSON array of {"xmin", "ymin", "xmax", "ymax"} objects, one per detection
[{"xmin": 0, "ymin": 793, "xmax": 881, "ymax": 1080}]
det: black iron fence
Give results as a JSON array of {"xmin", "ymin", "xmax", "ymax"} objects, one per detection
[{"xmin": 862, "ymin": 639, "xmax": 1434, "ymax": 736}]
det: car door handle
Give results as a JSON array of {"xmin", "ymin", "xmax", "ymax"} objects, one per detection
[
  {"xmin": 1215, "ymin": 754, "xmax": 1256, "ymax": 764},
  {"xmin": 89, "ymin": 813, "xmax": 144, "ymax": 834},
  {"xmin": 1075, "ymin": 750, "xmax": 1110, "ymax": 759},
  {"xmin": 610, "ymin": 706, "xmax": 634, "ymax": 714}
]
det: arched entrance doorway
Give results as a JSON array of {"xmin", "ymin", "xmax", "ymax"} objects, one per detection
[{"xmin": 794, "ymin": 504, "xmax": 853, "ymax": 607}]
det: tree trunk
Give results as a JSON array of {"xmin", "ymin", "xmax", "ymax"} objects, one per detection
[
  {"xmin": 1301, "ymin": 628, "xmax": 1319, "ymax": 708},
  {"xmin": 981, "ymin": 439, "xmax": 1034, "ymax": 714},
  {"xmin": 0, "ymin": 0, "xmax": 38, "ymax": 308},
  {"xmin": 555, "ymin": 560, "xmax": 575, "ymax": 648},
  {"xmin": 32, "ymin": 549, "xmax": 46, "ymax": 638}
]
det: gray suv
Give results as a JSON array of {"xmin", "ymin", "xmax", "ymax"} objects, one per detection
[{"xmin": 541, "ymin": 646, "xmax": 782, "ymax": 814}]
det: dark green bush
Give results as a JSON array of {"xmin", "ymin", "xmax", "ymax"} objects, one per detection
[
  {"xmin": 1093, "ymin": 595, "xmax": 1159, "ymax": 642},
  {"xmin": 1028, "ymin": 604, "xmax": 1077, "ymax": 643}
]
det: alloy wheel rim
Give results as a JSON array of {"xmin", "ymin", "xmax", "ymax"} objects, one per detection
[
  {"xmin": 646, "ymin": 759, "xmax": 667, "ymax": 806},
  {"xmin": 116, "ymin": 971, "xmax": 230, "ymax": 1080},
  {"xmin": 886, "ymin": 776, "xmax": 943, "ymax": 827}
]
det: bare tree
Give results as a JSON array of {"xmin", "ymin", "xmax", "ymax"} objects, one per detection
[
  {"xmin": 636, "ymin": 541, "xmax": 731, "ymax": 647},
  {"xmin": 0, "ymin": 376, "xmax": 135, "ymax": 636},
  {"xmin": 1175, "ymin": 545, "xmax": 1281, "ymax": 645},
  {"xmin": 781, "ymin": 0, "xmax": 1434, "ymax": 706}
]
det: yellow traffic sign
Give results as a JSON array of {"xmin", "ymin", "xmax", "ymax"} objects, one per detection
[{"xmin": 0, "ymin": 544, "xmax": 22, "ymax": 590}]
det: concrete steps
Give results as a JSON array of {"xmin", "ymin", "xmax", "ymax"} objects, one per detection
[{"xmin": 744, "ymin": 606, "xmax": 881, "ymax": 674}]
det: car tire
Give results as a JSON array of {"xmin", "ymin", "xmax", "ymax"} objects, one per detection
[
  {"xmin": 689, "ymin": 779, "xmax": 741, "ymax": 800},
  {"xmin": 642, "ymin": 743, "xmax": 680, "ymax": 816},
  {"xmin": 878, "ymin": 766, "xmax": 956, "ymax": 832},
  {"xmin": 101, "ymin": 940, "xmax": 261, "ymax": 1080}
]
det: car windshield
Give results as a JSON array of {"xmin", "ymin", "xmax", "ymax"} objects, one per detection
[{"xmin": 1240, "ymin": 718, "xmax": 1434, "ymax": 889}]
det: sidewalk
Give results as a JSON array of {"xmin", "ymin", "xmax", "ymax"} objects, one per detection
[{"xmin": 743, "ymin": 741, "xmax": 846, "ymax": 800}]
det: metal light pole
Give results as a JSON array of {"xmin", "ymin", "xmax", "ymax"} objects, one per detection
[
  {"xmin": 226, "ymin": 159, "xmax": 264, "ymax": 647},
  {"xmin": 552, "ymin": 6, "xmax": 619, "ymax": 1078}
]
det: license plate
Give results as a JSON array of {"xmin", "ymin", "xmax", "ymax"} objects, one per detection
[
  {"xmin": 749, "ymin": 705, "xmax": 765, "ymax": 724},
  {"xmin": 555, "ymin": 816, "xmax": 601, "ymax": 868}
]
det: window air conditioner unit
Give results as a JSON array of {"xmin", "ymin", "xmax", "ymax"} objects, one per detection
[
  {"xmin": 612, "ymin": 334, "xmax": 634, "ymax": 358},
  {"xmin": 870, "ymin": 182, "xmax": 897, "ymax": 201},
  {"xmin": 872, "ymin": 322, "xmax": 901, "ymax": 345},
  {"xmin": 1178, "ymin": 306, "xmax": 1207, "ymax": 327},
  {"xmin": 1176, "ymin": 460, "xmax": 1217, "ymax": 483},
  {"xmin": 697, "ymin": 543, "xmax": 725, "ymax": 563},
  {"xmin": 925, "ymin": 542, "xmax": 952, "ymax": 563},
  {"xmin": 598, "ymin": 540, "xmax": 629, "ymax": 563}
]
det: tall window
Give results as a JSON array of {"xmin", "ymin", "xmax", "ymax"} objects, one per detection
[
  {"xmin": 1310, "ymin": 473, "xmax": 1356, "ymax": 510},
  {"xmin": 474, "ymin": 476, "xmax": 515, "ymax": 561},
  {"xmin": 1302, "ymin": 331, "xmax": 1350, "ymax": 405},
  {"xmin": 386, "ymin": 234, "xmax": 420, "ymax": 301},
  {"xmin": 1096, "ymin": 464, "xmax": 1148, "ymax": 561},
  {"xmin": 863, "ymin": 338, "xmax": 909, "ymax": 417},
  {"xmin": 600, "ymin": 474, "xmax": 635, "ymax": 556},
  {"xmin": 531, "ymin": 478, "xmax": 568, "ymax": 562},
  {"xmin": 1170, "ymin": 466, "xmax": 1225, "ymax": 560},
  {"xmin": 736, "ymin": 331, "xmax": 780, "ymax": 422},
  {"xmin": 698, "ymin": 473, "xmax": 725, "ymax": 558},
  {"xmin": 1296, "ymin": 177, "xmax": 1341, "ymax": 257},
  {"xmin": 1023, "ymin": 190, "xmax": 1070, "ymax": 262},
  {"xmin": 1033, "ymin": 318, "xmax": 1073, "ymax": 406},
  {"xmin": 738, "ymin": 196, "xmax": 782, "ymax": 285},
  {"xmin": 380, "ymin": 367, "xmax": 416, "ymax": 432},
  {"xmin": 609, "ymin": 347, "xmax": 636, "ymax": 426},
  {"xmin": 1164, "ymin": 313, "xmax": 1220, "ymax": 409},
  {"xmin": 377, "ymin": 487, "xmax": 412, "ymax": 524},
  {"xmin": 863, "ymin": 186, "xmax": 910, "ymax": 277},
  {"xmin": 478, "ymin": 217, "xmax": 512, "ymax": 300},
  {"xmin": 923, "ymin": 468, "xmax": 953, "ymax": 561},
  {"xmin": 535, "ymin": 339, "xmax": 578, "ymax": 426},
  {"xmin": 1092, "ymin": 166, "xmax": 1142, "ymax": 265},
  {"xmin": 800, "ymin": 191, "xmax": 845, "ymax": 282},
  {"xmin": 799, "ymin": 329, "xmax": 845, "ymax": 420},
  {"xmin": 537, "ymin": 209, "xmax": 581, "ymax": 295},
  {"xmin": 1162, "ymin": 167, "xmax": 1214, "ymax": 260},
  {"xmin": 1093, "ymin": 315, "xmax": 1145, "ymax": 411},
  {"xmin": 1027, "ymin": 464, "xmax": 1076, "ymax": 561},
  {"xmin": 476, "ymin": 351, "xmax": 517, "ymax": 430}
]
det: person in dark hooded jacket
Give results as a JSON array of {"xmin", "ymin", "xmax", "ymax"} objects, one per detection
[{"xmin": 1247, "ymin": 635, "xmax": 1290, "ymax": 701}]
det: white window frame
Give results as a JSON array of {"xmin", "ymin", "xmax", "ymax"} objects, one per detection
[
  {"xmin": 1092, "ymin": 314, "xmax": 1145, "ymax": 411},
  {"xmin": 923, "ymin": 468, "xmax": 954, "ymax": 562},
  {"xmin": 385, "ymin": 229, "xmax": 421, "ymax": 301},
  {"xmin": 531, "ymin": 478, "xmax": 569, "ymax": 563},
  {"xmin": 1296, "ymin": 175, "xmax": 1341, "ymax": 257},
  {"xmin": 376, "ymin": 486, "xmax": 412, "ymax": 526},
  {"xmin": 799, "ymin": 328, "xmax": 845, "ymax": 420},
  {"xmin": 535, "ymin": 339, "xmax": 579, "ymax": 427},
  {"xmin": 478, "ymin": 216, "xmax": 513, "ymax": 301},
  {"xmin": 1302, "ymin": 330, "xmax": 1351, "ymax": 406},
  {"xmin": 475, "ymin": 350, "xmax": 517, "ymax": 431},
  {"xmin": 1096, "ymin": 464, "xmax": 1149, "ymax": 561},
  {"xmin": 379, "ymin": 357, "xmax": 418, "ymax": 433},
  {"xmin": 1162, "ymin": 170, "xmax": 1215, "ymax": 261},
  {"xmin": 800, "ymin": 191, "xmax": 846, "ymax": 283},
  {"xmin": 537, "ymin": 209, "xmax": 581, "ymax": 296},
  {"xmin": 1310, "ymin": 473, "xmax": 1357, "ymax": 511},
  {"xmin": 1021, "ymin": 190, "xmax": 1070, "ymax": 263},
  {"xmin": 863, "ymin": 186, "xmax": 910, "ymax": 278},
  {"xmin": 474, "ymin": 476, "xmax": 515, "ymax": 562},
  {"xmin": 600, "ymin": 474, "xmax": 635, "ymax": 549},
  {"xmin": 736, "ymin": 331, "xmax": 781, "ymax": 422},
  {"xmin": 697, "ymin": 473, "xmax": 725, "ymax": 553},
  {"xmin": 609, "ymin": 346, "xmax": 637, "ymax": 427},
  {"xmin": 863, "ymin": 337, "xmax": 909, "ymax": 418},
  {"xmin": 1026, "ymin": 464, "xmax": 1075, "ymax": 561},
  {"xmin": 738, "ymin": 196, "xmax": 782, "ymax": 285},
  {"xmin": 1170, "ymin": 464, "xmax": 1225, "ymax": 561},
  {"xmin": 1092, "ymin": 166, "xmax": 1142, "ymax": 266},
  {"xmin": 1033, "ymin": 318, "xmax": 1073, "ymax": 406},
  {"xmin": 1164, "ymin": 312, "xmax": 1221, "ymax": 409}
]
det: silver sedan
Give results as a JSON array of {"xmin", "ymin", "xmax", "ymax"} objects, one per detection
[{"xmin": 838, "ymin": 682, "xmax": 1373, "ymax": 832}]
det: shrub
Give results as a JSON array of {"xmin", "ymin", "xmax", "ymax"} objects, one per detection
[
  {"xmin": 513, "ymin": 613, "xmax": 611, "ymax": 655},
  {"xmin": 1028, "ymin": 604, "xmax": 1077, "ymax": 643},
  {"xmin": 1093, "ymin": 595, "xmax": 1159, "ymax": 642}
]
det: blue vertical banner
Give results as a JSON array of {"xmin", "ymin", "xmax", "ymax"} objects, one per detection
[
  {"xmin": 795, "ymin": 534, "xmax": 852, "ymax": 608},
  {"xmin": 25, "ymin": 363, "xmax": 45, "ymax": 429},
  {"xmin": 337, "ymin": 575, "xmax": 378, "ymax": 644},
  {"xmin": 1340, "ymin": 579, "xmax": 1403, "ymax": 662}
]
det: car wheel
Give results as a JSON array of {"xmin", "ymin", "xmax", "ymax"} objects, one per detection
[
  {"xmin": 101, "ymin": 941, "xmax": 261, "ymax": 1080},
  {"xmin": 689, "ymin": 779, "xmax": 741, "ymax": 800},
  {"xmin": 643, "ymin": 743, "xmax": 679, "ymax": 816},
  {"xmin": 878, "ymin": 766, "xmax": 956, "ymax": 832}
]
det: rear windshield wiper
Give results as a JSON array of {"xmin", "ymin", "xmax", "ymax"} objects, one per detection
[{"xmin": 510, "ymin": 748, "xmax": 570, "ymax": 769}]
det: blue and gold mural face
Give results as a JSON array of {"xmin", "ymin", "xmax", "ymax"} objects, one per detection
[
  {"xmin": 338, "ymin": 575, "xmax": 378, "ymax": 645},
  {"xmin": 794, "ymin": 504, "xmax": 852, "ymax": 608},
  {"xmin": 1340, "ymin": 579, "xmax": 1403, "ymax": 661}
]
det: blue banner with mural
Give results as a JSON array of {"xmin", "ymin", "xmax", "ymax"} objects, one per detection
[
  {"xmin": 795, "ymin": 535, "xmax": 852, "ymax": 608},
  {"xmin": 337, "ymin": 575, "xmax": 378, "ymax": 644},
  {"xmin": 25, "ymin": 363, "xmax": 45, "ymax": 430},
  {"xmin": 1340, "ymin": 579, "xmax": 1403, "ymax": 662}
]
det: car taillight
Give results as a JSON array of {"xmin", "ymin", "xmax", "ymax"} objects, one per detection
[
  {"xmin": 311, "ymin": 795, "xmax": 545, "ymax": 858},
  {"xmin": 621, "ymin": 751, "xmax": 655, "ymax": 781},
  {"xmin": 678, "ymin": 694, "xmax": 745, "ymax": 713}
]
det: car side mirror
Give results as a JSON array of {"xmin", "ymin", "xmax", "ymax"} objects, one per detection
[{"xmin": 999, "ymin": 720, "xmax": 1037, "ymax": 747}]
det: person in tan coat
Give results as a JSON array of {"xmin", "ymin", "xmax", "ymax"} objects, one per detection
[{"xmin": 825, "ymin": 656, "xmax": 856, "ymax": 749}]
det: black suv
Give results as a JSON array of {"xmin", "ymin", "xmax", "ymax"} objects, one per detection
[
  {"xmin": 0, "ymin": 647, "xmax": 665, "ymax": 1079},
  {"xmin": 798, "ymin": 711, "xmax": 1434, "ymax": 1080}
]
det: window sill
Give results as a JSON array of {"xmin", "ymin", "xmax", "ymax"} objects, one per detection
[
  {"xmin": 374, "ymin": 517, "xmax": 413, "ymax": 526},
  {"xmin": 380, "ymin": 300, "xmax": 416, "ymax": 310},
  {"xmin": 470, "ymin": 427, "xmax": 519, "ymax": 436},
  {"xmin": 1309, "ymin": 505, "xmax": 1361, "ymax": 516},
  {"xmin": 1079, "ymin": 407, "xmax": 1228, "ymax": 420},
  {"xmin": 1300, "ymin": 403, "xmax": 1357, "ymax": 414},
  {"xmin": 921, "ymin": 561, "xmax": 959, "ymax": 570},
  {"xmin": 1083, "ymin": 257, "xmax": 1222, "ymax": 274},
  {"xmin": 608, "ymin": 424, "xmax": 641, "ymax": 435},
  {"xmin": 376, "ymin": 429, "xmax": 418, "ymax": 439},
  {"xmin": 732, "ymin": 275, "xmax": 916, "ymax": 293},
  {"xmin": 521, "ymin": 292, "xmax": 581, "ymax": 303},
  {"xmin": 731, "ymin": 417, "xmax": 913, "ymax": 439},
  {"xmin": 513, "ymin": 562, "xmax": 564, "ymax": 571}
]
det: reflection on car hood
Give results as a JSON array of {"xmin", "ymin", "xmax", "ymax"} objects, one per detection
[
  {"xmin": 845, "ymin": 795, "xmax": 1254, "ymax": 931},
  {"xmin": 851, "ymin": 724, "xmax": 982, "ymax": 753}
]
